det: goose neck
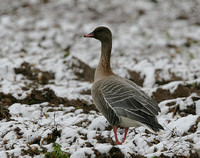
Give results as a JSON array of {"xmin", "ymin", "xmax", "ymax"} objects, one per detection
[{"xmin": 94, "ymin": 40, "xmax": 113, "ymax": 81}]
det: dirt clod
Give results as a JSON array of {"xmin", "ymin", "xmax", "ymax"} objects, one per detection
[
  {"xmin": 0, "ymin": 92, "xmax": 16, "ymax": 120},
  {"xmin": 70, "ymin": 56, "xmax": 95, "ymax": 83},
  {"xmin": 21, "ymin": 88, "xmax": 62, "ymax": 105},
  {"xmin": 0, "ymin": 87, "xmax": 97, "ymax": 120},
  {"xmin": 94, "ymin": 135, "xmax": 115, "ymax": 145},
  {"xmin": 21, "ymin": 146, "xmax": 47, "ymax": 157},
  {"xmin": 188, "ymin": 116, "xmax": 200, "ymax": 133},
  {"xmin": 85, "ymin": 142, "xmax": 93, "ymax": 147},
  {"xmin": 153, "ymin": 83, "xmax": 200, "ymax": 103},
  {"xmin": 92, "ymin": 147, "xmax": 124, "ymax": 158},
  {"xmin": 155, "ymin": 69, "xmax": 182, "ymax": 85},
  {"xmin": 80, "ymin": 89, "xmax": 91, "ymax": 95},
  {"xmin": 14, "ymin": 127, "xmax": 23, "ymax": 136},
  {"xmin": 166, "ymin": 101, "xmax": 176, "ymax": 107},
  {"xmin": 14, "ymin": 62, "xmax": 55, "ymax": 85},
  {"xmin": 0, "ymin": 92, "xmax": 17, "ymax": 106},
  {"xmin": 41, "ymin": 128, "xmax": 61, "ymax": 145},
  {"xmin": 152, "ymin": 88, "xmax": 172, "ymax": 103},
  {"xmin": 108, "ymin": 147, "xmax": 124, "ymax": 158},
  {"xmin": 0, "ymin": 104, "xmax": 11, "ymax": 120},
  {"xmin": 22, "ymin": 88, "xmax": 97, "ymax": 113},
  {"xmin": 128, "ymin": 70, "xmax": 144, "ymax": 87},
  {"xmin": 62, "ymin": 98, "xmax": 97, "ymax": 113}
]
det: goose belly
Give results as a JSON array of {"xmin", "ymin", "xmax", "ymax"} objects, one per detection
[{"xmin": 119, "ymin": 116, "xmax": 144, "ymax": 127}]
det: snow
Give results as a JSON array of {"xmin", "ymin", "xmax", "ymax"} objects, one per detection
[
  {"xmin": 196, "ymin": 100, "xmax": 200, "ymax": 115},
  {"xmin": 88, "ymin": 116, "xmax": 108, "ymax": 131},
  {"xmin": 71, "ymin": 147, "xmax": 94, "ymax": 158},
  {"xmin": 168, "ymin": 115, "xmax": 199, "ymax": 134},
  {"xmin": 0, "ymin": 0, "xmax": 200, "ymax": 157},
  {"xmin": 95, "ymin": 144, "xmax": 112, "ymax": 153}
]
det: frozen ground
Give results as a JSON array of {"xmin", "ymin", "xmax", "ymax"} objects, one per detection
[{"xmin": 0, "ymin": 0, "xmax": 200, "ymax": 157}]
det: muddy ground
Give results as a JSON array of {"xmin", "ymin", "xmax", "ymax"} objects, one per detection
[{"xmin": 0, "ymin": 0, "xmax": 200, "ymax": 157}]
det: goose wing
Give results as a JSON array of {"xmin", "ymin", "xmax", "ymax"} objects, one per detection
[{"xmin": 100, "ymin": 78, "xmax": 162, "ymax": 129}]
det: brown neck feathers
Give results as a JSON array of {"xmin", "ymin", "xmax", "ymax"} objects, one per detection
[{"xmin": 94, "ymin": 40, "xmax": 114, "ymax": 81}]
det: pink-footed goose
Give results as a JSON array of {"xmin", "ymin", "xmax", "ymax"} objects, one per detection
[{"xmin": 84, "ymin": 26, "xmax": 163, "ymax": 145}]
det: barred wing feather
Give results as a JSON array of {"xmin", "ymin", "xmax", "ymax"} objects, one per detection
[{"xmin": 100, "ymin": 78, "xmax": 162, "ymax": 130}]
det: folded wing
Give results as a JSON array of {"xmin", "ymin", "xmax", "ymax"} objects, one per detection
[{"xmin": 100, "ymin": 78, "xmax": 163, "ymax": 131}]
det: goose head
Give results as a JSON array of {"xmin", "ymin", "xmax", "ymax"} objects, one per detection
[{"xmin": 84, "ymin": 26, "xmax": 112, "ymax": 42}]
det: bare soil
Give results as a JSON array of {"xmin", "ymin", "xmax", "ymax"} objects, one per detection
[
  {"xmin": 14, "ymin": 62, "xmax": 55, "ymax": 85},
  {"xmin": 152, "ymin": 83, "xmax": 200, "ymax": 103}
]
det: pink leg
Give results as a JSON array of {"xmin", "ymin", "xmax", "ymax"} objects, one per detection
[
  {"xmin": 113, "ymin": 126, "xmax": 129, "ymax": 145},
  {"xmin": 113, "ymin": 126, "xmax": 122, "ymax": 145},
  {"xmin": 121, "ymin": 127, "xmax": 129, "ymax": 144}
]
